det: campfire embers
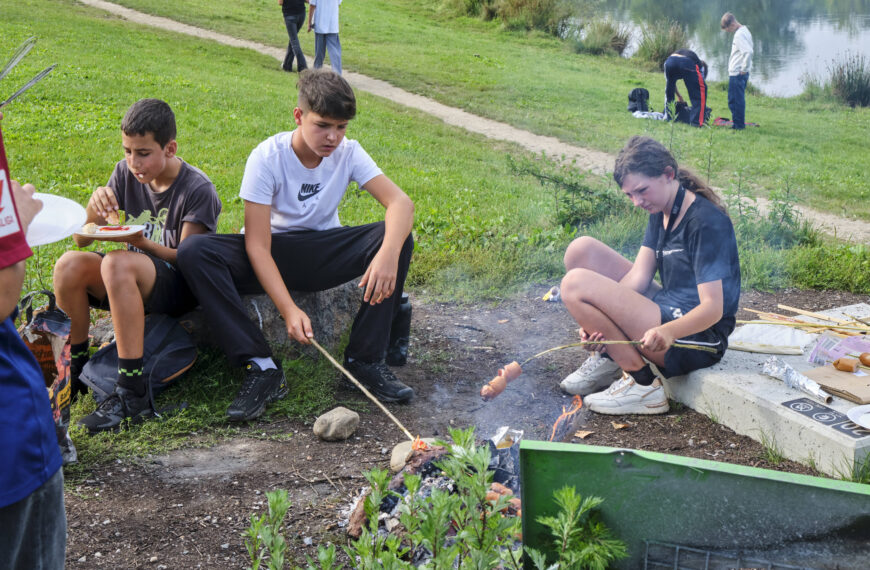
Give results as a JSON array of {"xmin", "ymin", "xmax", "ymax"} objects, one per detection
[{"xmin": 549, "ymin": 395, "xmax": 587, "ymax": 442}]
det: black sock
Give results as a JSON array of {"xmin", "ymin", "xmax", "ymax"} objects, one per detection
[
  {"xmin": 118, "ymin": 357, "xmax": 146, "ymax": 397},
  {"xmin": 629, "ymin": 364, "xmax": 656, "ymax": 386},
  {"xmin": 70, "ymin": 341, "xmax": 90, "ymax": 378}
]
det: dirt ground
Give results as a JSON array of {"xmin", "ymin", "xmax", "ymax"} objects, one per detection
[{"xmin": 63, "ymin": 286, "xmax": 869, "ymax": 569}]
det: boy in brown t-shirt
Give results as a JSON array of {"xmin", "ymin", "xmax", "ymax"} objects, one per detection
[{"xmin": 53, "ymin": 99, "xmax": 221, "ymax": 434}]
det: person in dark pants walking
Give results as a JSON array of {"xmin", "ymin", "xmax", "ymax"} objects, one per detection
[
  {"xmin": 663, "ymin": 49, "xmax": 708, "ymax": 128},
  {"xmin": 279, "ymin": 0, "xmax": 308, "ymax": 72},
  {"xmin": 721, "ymin": 12, "xmax": 753, "ymax": 130},
  {"xmin": 178, "ymin": 70, "xmax": 416, "ymax": 421}
]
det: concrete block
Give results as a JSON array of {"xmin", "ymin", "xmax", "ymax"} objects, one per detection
[{"xmin": 666, "ymin": 303, "xmax": 870, "ymax": 477}]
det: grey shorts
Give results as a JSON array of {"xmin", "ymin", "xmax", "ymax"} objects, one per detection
[{"xmin": 87, "ymin": 251, "xmax": 197, "ymax": 317}]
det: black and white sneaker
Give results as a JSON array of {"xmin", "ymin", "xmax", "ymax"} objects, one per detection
[
  {"xmin": 227, "ymin": 362, "xmax": 288, "ymax": 422},
  {"xmin": 344, "ymin": 359, "xmax": 414, "ymax": 403},
  {"xmin": 78, "ymin": 386, "xmax": 152, "ymax": 434}
]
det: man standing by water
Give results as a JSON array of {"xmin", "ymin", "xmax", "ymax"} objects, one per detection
[{"xmin": 721, "ymin": 12, "xmax": 753, "ymax": 130}]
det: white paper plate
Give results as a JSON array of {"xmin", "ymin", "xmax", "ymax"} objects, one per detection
[
  {"xmin": 25, "ymin": 193, "xmax": 87, "ymax": 247},
  {"xmin": 846, "ymin": 404, "xmax": 870, "ymax": 430},
  {"xmin": 75, "ymin": 224, "xmax": 146, "ymax": 239}
]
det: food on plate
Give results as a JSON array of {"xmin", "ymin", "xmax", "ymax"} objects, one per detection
[
  {"xmin": 81, "ymin": 222, "xmax": 97, "ymax": 234},
  {"xmin": 860, "ymin": 353, "xmax": 870, "ymax": 367},
  {"xmin": 99, "ymin": 225, "xmax": 131, "ymax": 232}
]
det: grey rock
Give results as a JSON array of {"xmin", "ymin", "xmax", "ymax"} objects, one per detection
[
  {"xmin": 180, "ymin": 281, "xmax": 362, "ymax": 359},
  {"xmin": 313, "ymin": 407, "xmax": 360, "ymax": 441},
  {"xmin": 90, "ymin": 317, "xmax": 116, "ymax": 346}
]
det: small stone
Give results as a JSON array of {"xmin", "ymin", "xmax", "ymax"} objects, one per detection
[
  {"xmin": 102, "ymin": 519, "xmax": 110, "ymax": 525},
  {"xmin": 150, "ymin": 556, "xmax": 158, "ymax": 563},
  {"xmin": 95, "ymin": 552, "xmax": 102, "ymax": 558},
  {"xmin": 313, "ymin": 407, "xmax": 360, "ymax": 441},
  {"xmin": 221, "ymin": 543, "xmax": 230, "ymax": 550},
  {"xmin": 78, "ymin": 557, "xmax": 86, "ymax": 563},
  {"xmin": 303, "ymin": 537, "xmax": 313, "ymax": 545}
]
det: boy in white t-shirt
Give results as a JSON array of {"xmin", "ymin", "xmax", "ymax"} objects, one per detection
[{"xmin": 178, "ymin": 69, "xmax": 415, "ymax": 421}]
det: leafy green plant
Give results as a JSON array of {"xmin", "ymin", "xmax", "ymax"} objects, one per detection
[
  {"xmin": 634, "ymin": 20, "xmax": 689, "ymax": 70},
  {"xmin": 525, "ymin": 485, "xmax": 627, "ymax": 569},
  {"xmin": 245, "ymin": 490, "xmax": 292, "ymax": 570}
]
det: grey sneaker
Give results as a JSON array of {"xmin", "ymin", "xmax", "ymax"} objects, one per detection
[
  {"xmin": 78, "ymin": 386, "xmax": 152, "ymax": 434},
  {"xmin": 585, "ymin": 373, "xmax": 669, "ymax": 415},
  {"xmin": 560, "ymin": 353, "xmax": 622, "ymax": 395}
]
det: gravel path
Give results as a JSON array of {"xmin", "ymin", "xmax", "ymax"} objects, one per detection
[{"xmin": 79, "ymin": 0, "xmax": 870, "ymax": 243}]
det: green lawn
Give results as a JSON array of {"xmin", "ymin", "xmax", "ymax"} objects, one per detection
[{"xmin": 100, "ymin": 0, "xmax": 870, "ymax": 219}]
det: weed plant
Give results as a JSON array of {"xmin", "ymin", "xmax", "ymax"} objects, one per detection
[
  {"xmin": 575, "ymin": 19, "xmax": 631, "ymax": 56},
  {"xmin": 245, "ymin": 489, "xmax": 292, "ymax": 570},
  {"xmin": 829, "ymin": 52, "xmax": 870, "ymax": 108},
  {"xmin": 634, "ymin": 20, "xmax": 689, "ymax": 70}
]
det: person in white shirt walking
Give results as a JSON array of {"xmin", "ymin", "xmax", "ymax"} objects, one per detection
[
  {"xmin": 309, "ymin": 0, "xmax": 342, "ymax": 75},
  {"xmin": 721, "ymin": 12, "xmax": 753, "ymax": 129}
]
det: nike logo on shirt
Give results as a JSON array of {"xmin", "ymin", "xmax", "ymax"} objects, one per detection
[{"xmin": 298, "ymin": 183, "xmax": 322, "ymax": 202}]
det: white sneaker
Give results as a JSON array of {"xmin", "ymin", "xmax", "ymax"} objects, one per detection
[
  {"xmin": 560, "ymin": 353, "xmax": 622, "ymax": 395},
  {"xmin": 585, "ymin": 373, "xmax": 669, "ymax": 415}
]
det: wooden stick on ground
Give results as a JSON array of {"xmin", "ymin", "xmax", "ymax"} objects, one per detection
[
  {"xmin": 776, "ymin": 304, "xmax": 853, "ymax": 325},
  {"xmin": 309, "ymin": 338, "xmax": 415, "ymax": 442}
]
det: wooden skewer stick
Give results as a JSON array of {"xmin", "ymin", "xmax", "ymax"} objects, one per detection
[
  {"xmin": 737, "ymin": 320, "xmax": 870, "ymax": 332},
  {"xmin": 776, "ymin": 304, "xmax": 854, "ymax": 325},
  {"xmin": 520, "ymin": 339, "xmax": 717, "ymax": 366},
  {"xmin": 309, "ymin": 338, "xmax": 415, "ymax": 442}
]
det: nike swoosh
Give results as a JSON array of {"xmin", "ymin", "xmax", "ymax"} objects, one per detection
[{"xmin": 298, "ymin": 189, "xmax": 322, "ymax": 202}]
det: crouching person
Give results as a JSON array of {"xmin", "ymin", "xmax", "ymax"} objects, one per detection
[
  {"xmin": 53, "ymin": 99, "xmax": 221, "ymax": 433},
  {"xmin": 178, "ymin": 69, "xmax": 415, "ymax": 422},
  {"xmin": 559, "ymin": 136, "xmax": 740, "ymax": 414},
  {"xmin": 1, "ymin": 178, "xmax": 65, "ymax": 569}
]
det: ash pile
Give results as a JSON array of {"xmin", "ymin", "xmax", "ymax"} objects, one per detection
[{"xmin": 345, "ymin": 427, "xmax": 524, "ymax": 564}]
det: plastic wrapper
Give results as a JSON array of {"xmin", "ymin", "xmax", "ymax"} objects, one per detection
[
  {"xmin": 762, "ymin": 356, "xmax": 833, "ymax": 404},
  {"xmin": 487, "ymin": 426, "xmax": 523, "ymax": 495}
]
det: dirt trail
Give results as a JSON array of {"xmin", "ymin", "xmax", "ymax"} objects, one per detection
[{"xmin": 78, "ymin": 0, "xmax": 870, "ymax": 243}]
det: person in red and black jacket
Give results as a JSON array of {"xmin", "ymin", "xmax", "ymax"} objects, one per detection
[{"xmin": 664, "ymin": 48, "xmax": 708, "ymax": 127}]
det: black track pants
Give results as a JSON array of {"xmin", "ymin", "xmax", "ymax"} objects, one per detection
[{"xmin": 178, "ymin": 222, "xmax": 413, "ymax": 366}]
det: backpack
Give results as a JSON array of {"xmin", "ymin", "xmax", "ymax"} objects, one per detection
[
  {"xmin": 79, "ymin": 313, "xmax": 197, "ymax": 410},
  {"xmin": 627, "ymin": 88, "xmax": 650, "ymax": 112},
  {"xmin": 18, "ymin": 290, "xmax": 77, "ymax": 465}
]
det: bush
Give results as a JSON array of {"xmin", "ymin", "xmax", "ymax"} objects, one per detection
[
  {"xmin": 634, "ymin": 19, "xmax": 688, "ymax": 70},
  {"xmin": 829, "ymin": 52, "xmax": 870, "ymax": 107},
  {"xmin": 575, "ymin": 19, "xmax": 631, "ymax": 56},
  {"xmin": 496, "ymin": 0, "xmax": 574, "ymax": 35}
]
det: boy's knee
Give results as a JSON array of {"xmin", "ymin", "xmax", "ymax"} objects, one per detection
[
  {"xmin": 177, "ymin": 233, "xmax": 210, "ymax": 267},
  {"xmin": 561, "ymin": 268, "xmax": 594, "ymax": 300},
  {"xmin": 53, "ymin": 251, "xmax": 98, "ymax": 288}
]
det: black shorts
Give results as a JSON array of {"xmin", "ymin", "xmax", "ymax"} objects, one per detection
[
  {"xmin": 656, "ymin": 302, "xmax": 734, "ymax": 378},
  {"xmin": 87, "ymin": 251, "xmax": 197, "ymax": 317}
]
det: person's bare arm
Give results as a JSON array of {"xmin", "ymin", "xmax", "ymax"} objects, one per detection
[
  {"xmin": 358, "ymin": 174, "xmax": 414, "ymax": 305},
  {"xmin": 1, "ymin": 181, "xmax": 42, "ymax": 319},
  {"xmin": 619, "ymin": 246, "xmax": 657, "ymax": 294},
  {"xmin": 244, "ymin": 201, "xmax": 313, "ymax": 344},
  {"xmin": 640, "ymin": 280, "xmax": 724, "ymax": 352},
  {"xmin": 308, "ymin": 3, "xmax": 315, "ymax": 31}
]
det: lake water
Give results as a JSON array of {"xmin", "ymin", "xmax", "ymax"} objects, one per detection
[{"xmin": 598, "ymin": 0, "xmax": 870, "ymax": 97}]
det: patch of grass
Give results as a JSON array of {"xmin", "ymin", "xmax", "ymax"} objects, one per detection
[
  {"xmin": 575, "ymin": 19, "xmax": 631, "ymax": 56},
  {"xmin": 633, "ymin": 19, "xmax": 688, "ymax": 70},
  {"xmin": 830, "ymin": 52, "xmax": 870, "ymax": 108},
  {"xmin": 758, "ymin": 430, "xmax": 785, "ymax": 466}
]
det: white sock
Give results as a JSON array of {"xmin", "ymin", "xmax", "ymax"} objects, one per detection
[{"xmin": 249, "ymin": 357, "xmax": 277, "ymax": 371}]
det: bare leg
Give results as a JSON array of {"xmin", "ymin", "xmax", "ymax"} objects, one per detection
[
  {"xmin": 561, "ymin": 269, "xmax": 667, "ymax": 370},
  {"xmin": 100, "ymin": 251, "xmax": 156, "ymax": 359},
  {"xmin": 53, "ymin": 251, "xmax": 107, "ymax": 345}
]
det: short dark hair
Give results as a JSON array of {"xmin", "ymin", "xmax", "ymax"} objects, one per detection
[
  {"xmin": 121, "ymin": 98, "xmax": 176, "ymax": 148},
  {"xmin": 297, "ymin": 69, "xmax": 356, "ymax": 120},
  {"xmin": 721, "ymin": 12, "xmax": 736, "ymax": 30}
]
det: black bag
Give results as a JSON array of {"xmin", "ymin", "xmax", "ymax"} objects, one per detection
[
  {"xmin": 80, "ymin": 314, "xmax": 196, "ymax": 408},
  {"xmin": 627, "ymin": 88, "xmax": 650, "ymax": 112}
]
